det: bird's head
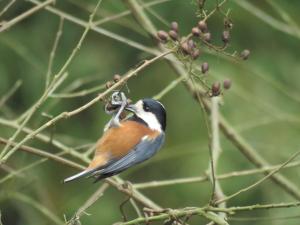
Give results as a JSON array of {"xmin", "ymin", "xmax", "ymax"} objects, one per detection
[{"xmin": 126, "ymin": 98, "xmax": 166, "ymax": 132}]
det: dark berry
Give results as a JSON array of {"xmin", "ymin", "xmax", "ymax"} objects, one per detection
[
  {"xmin": 168, "ymin": 30, "xmax": 178, "ymax": 40},
  {"xmin": 223, "ymin": 79, "xmax": 232, "ymax": 90},
  {"xmin": 211, "ymin": 82, "xmax": 221, "ymax": 96},
  {"xmin": 201, "ymin": 62, "xmax": 209, "ymax": 74},
  {"xmin": 157, "ymin": 30, "xmax": 168, "ymax": 42},
  {"xmin": 198, "ymin": 20, "xmax": 207, "ymax": 32}
]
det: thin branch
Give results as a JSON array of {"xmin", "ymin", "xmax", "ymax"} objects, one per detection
[
  {"xmin": 0, "ymin": 0, "xmax": 16, "ymax": 17},
  {"xmin": 153, "ymin": 76, "xmax": 184, "ymax": 100},
  {"xmin": 120, "ymin": 208, "xmax": 228, "ymax": 225},
  {"xmin": 50, "ymin": 83, "xmax": 105, "ymax": 99},
  {"xmin": 67, "ymin": 183, "xmax": 110, "ymax": 224},
  {"xmin": 215, "ymin": 150, "xmax": 300, "ymax": 204},
  {"xmin": 0, "ymin": 0, "xmax": 54, "ymax": 32},
  {"xmin": 93, "ymin": 0, "xmax": 171, "ymax": 26},
  {"xmin": 121, "ymin": 202, "xmax": 300, "ymax": 225},
  {"xmin": 133, "ymin": 159, "xmax": 300, "ymax": 189},
  {"xmin": 229, "ymin": 214, "xmax": 300, "ymax": 222},
  {"xmin": 0, "ymin": 80, "xmax": 22, "ymax": 108},
  {"xmin": 207, "ymin": 96, "xmax": 226, "ymax": 223},
  {"xmin": 0, "ymin": 137, "xmax": 84, "ymax": 170},
  {"xmin": 45, "ymin": 16, "xmax": 64, "ymax": 88}
]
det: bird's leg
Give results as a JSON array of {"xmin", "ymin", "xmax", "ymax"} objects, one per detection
[
  {"xmin": 104, "ymin": 92, "xmax": 128, "ymax": 129},
  {"xmin": 109, "ymin": 100, "xmax": 127, "ymax": 127}
]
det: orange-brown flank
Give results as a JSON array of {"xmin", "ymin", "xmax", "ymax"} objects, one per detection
[{"xmin": 88, "ymin": 120, "xmax": 159, "ymax": 169}]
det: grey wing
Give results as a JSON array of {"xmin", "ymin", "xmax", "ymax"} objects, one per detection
[{"xmin": 94, "ymin": 133, "xmax": 165, "ymax": 179}]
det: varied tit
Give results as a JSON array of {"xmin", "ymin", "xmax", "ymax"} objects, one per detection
[{"xmin": 63, "ymin": 98, "xmax": 166, "ymax": 182}]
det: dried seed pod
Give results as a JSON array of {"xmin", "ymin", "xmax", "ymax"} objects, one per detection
[
  {"xmin": 197, "ymin": 20, "xmax": 207, "ymax": 32},
  {"xmin": 201, "ymin": 62, "xmax": 209, "ymax": 74},
  {"xmin": 105, "ymin": 81, "xmax": 113, "ymax": 89},
  {"xmin": 192, "ymin": 27, "xmax": 201, "ymax": 37},
  {"xmin": 203, "ymin": 32, "xmax": 211, "ymax": 42},
  {"xmin": 181, "ymin": 42, "xmax": 190, "ymax": 54},
  {"xmin": 168, "ymin": 30, "xmax": 178, "ymax": 40},
  {"xmin": 192, "ymin": 49, "xmax": 201, "ymax": 59},
  {"xmin": 240, "ymin": 49, "xmax": 250, "ymax": 60},
  {"xmin": 170, "ymin": 21, "xmax": 178, "ymax": 32},
  {"xmin": 222, "ymin": 30, "xmax": 230, "ymax": 44},
  {"xmin": 223, "ymin": 79, "xmax": 232, "ymax": 90},
  {"xmin": 157, "ymin": 30, "xmax": 168, "ymax": 42},
  {"xmin": 211, "ymin": 82, "xmax": 221, "ymax": 96},
  {"xmin": 113, "ymin": 74, "xmax": 121, "ymax": 82}
]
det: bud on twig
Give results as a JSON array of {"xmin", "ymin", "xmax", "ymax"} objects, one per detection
[
  {"xmin": 240, "ymin": 49, "xmax": 250, "ymax": 60},
  {"xmin": 223, "ymin": 79, "xmax": 232, "ymax": 90},
  {"xmin": 201, "ymin": 62, "xmax": 209, "ymax": 74},
  {"xmin": 203, "ymin": 32, "xmax": 211, "ymax": 42},
  {"xmin": 211, "ymin": 82, "xmax": 221, "ymax": 96},
  {"xmin": 181, "ymin": 42, "xmax": 190, "ymax": 54},
  {"xmin": 170, "ymin": 21, "xmax": 178, "ymax": 32},
  {"xmin": 157, "ymin": 30, "xmax": 168, "ymax": 42},
  {"xmin": 168, "ymin": 30, "xmax": 178, "ymax": 40},
  {"xmin": 222, "ymin": 30, "xmax": 230, "ymax": 44},
  {"xmin": 198, "ymin": 20, "xmax": 207, "ymax": 32},
  {"xmin": 192, "ymin": 27, "xmax": 201, "ymax": 37},
  {"xmin": 187, "ymin": 39, "xmax": 195, "ymax": 50}
]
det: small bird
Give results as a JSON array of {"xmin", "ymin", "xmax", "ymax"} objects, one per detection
[{"xmin": 63, "ymin": 98, "xmax": 166, "ymax": 183}]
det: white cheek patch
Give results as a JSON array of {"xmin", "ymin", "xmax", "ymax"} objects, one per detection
[{"xmin": 137, "ymin": 111, "xmax": 161, "ymax": 131}]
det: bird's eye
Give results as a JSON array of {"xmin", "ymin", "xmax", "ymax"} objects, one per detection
[{"xmin": 144, "ymin": 105, "xmax": 150, "ymax": 111}]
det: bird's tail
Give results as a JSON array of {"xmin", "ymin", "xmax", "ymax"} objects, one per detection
[{"xmin": 63, "ymin": 168, "xmax": 96, "ymax": 183}]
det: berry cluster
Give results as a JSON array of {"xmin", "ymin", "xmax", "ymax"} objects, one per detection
[{"xmin": 156, "ymin": 18, "xmax": 250, "ymax": 97}]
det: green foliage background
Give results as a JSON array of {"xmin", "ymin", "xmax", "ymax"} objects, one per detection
[{"xmin": 1, "ymin": 0, "xmax": 300, "ymax": 224}]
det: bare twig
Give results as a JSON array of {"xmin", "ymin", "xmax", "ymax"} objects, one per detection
[
  {"xmin": 215, "ymin": 150, "xmax": 300, "ymax": 204},
  {"xmin": 133, "ymin": 159, "xmax": 300, "ymax": 189},
  {"xmin": 67, "ymin": 183, "xmax": 110, "ymax": 224},
  {"xmin": 0, "ymin": 0, "xmax": 16, "ymax": 17},
  {"xmin": 207, "ymin": 97, "xmax": 226, "ymax": 224},
  {"xmin": 0, "ymin": 137, "xmax": 84, "ymax": 170},
  {"xmin": 45, "ymin": 16, "xmax": 64, "ymax": 88},
  {"xmin": 50, "ymin": 83, "xmax": 105, "ymax": 99},
  {"xmin": 0, "ymin": 80, "xmax": 22, "ymax": 108},
  {"xmin": 0, "ymin": 0, "xmax": 55, "ymax": 32}
]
